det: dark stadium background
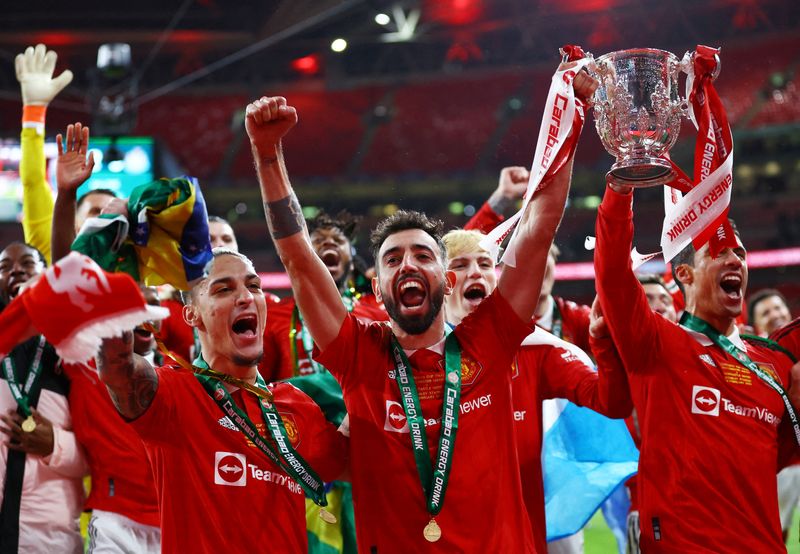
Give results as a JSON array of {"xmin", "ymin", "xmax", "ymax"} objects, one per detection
[{"xmin": 1, "ymin": 0, "xmax": 798, "ymax": 315}]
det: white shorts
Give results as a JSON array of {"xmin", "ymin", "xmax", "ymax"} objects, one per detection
[
  {"xmin": 626, "ymin": 510, "xmax": 640, "ymax": 554},
  {"xmin": 778, "ymin": 465, "xmax": 800, "ymax": 531},
  {"xmin": 87, "ymin": 510, "xmax": 161, "ymax": 554},
  {"xmin": 547, "ymin": 530, "xmax": 584, "ymax": 554}
]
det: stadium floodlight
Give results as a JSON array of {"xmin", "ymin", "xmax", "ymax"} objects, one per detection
[
  {"xmin": 97, "ymin": 43, "xmax": 132, "ymax": 78},
  {"xmin": 331, "ymin": 38, "xmax": 348, "ymax": 53},
  {"xmin": 375, "ymin": 13, "xmax": 391, "ymax": 25}
]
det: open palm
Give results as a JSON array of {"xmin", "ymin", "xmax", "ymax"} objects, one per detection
[{"xmin": 56, "ymin": 122, "xmax": 95, "ymax": 192}]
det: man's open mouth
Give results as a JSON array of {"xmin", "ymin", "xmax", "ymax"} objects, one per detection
[
  {"xmin": 463, "ymin": 283, "xmax": 487, "ymax": 304},
  {"xmin": 398, "ymin": 278, "xmax": 427, "ymax": 309},
  {"xmin": 719, "ymin": 274, "xmax": 742, "ymax": 301},
  {"xmin": 8, "ymin": 279, "xmax": 26, "ymax": 299},
  {"xmin": 320, "ymin": 249, "xmax": 340, "ymax": 271},
  {"xmin": 232, "ymin": 314, "xmax": 258, "ymax": 337}
]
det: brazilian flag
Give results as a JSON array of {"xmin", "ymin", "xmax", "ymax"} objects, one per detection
[
  {"xmin": 288, "ymin": 371, "xmax": 357, "ymax": 554},
  {"xmin": 71, "ymin": 177, "xmax": 212, "ymax": 290}
]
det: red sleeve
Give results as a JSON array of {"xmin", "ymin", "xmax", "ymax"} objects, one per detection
[
  {"xmin": 464, "ymin": 202, "xmax": 504, "ymax": 233},
  {"xmin": 128, "ymin": 365, "xmax": 181, "ymax": 445},
  {"xmin": 557, "ymin": 297, "xmax": 592, "ymax": 352},
  {"xmin": 456, "ymin": 290, "xmax": 532, "ymax": 373},
  {"xmin": 157, "ymin": 299, "xmax": 194, "ymax": 362},
  {"xmin": 771, "ymin": 317, "xmax": 800, "ymax": 361},
  {"xmin": 273, "ymin": 382, "xmax": 348, "ymax": 482},
  {"xmin": 589, "ymin": 334, "xmax": 633, "ymax": 418},
  {"xmin": 595, "ymin": 188, "xmax": 668, "ymax": 373},
  {"xmin": 538, "ymin": 342, "xmax": 632, "ymax": 418},
  {"xmin": 314, "ymin": 315, "xmax": 386, "ymax": 393},
  {"xmin": 259, "ymin": 298, "xmax": 297, "ymax": 383}
]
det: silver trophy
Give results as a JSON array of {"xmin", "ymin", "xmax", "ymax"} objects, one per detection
[{"xmin": 592, "ymin": 48, "xmax": 689, "ymax": 187}]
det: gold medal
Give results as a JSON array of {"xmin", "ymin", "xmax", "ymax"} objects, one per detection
[
  {"xmin": 423, "ymin": 518, "xmax": 442, "ymax": 543},
  {"xmin": 318, "ymin": 507, "xmax": 337, "ymax": 524},
  {"xmin": 21, "ymin": 416, "xmax": 36, "ymax": 433}
]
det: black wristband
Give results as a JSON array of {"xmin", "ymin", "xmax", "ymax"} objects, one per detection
[{"xmin": 265, "ymin": 194, "xmax": 305, "ymax": 239}]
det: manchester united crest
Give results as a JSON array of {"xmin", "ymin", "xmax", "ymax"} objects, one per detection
[
  {"xmin": 460, "ymin": 356, "xmax": 482, "ymax": 385},
  {"xmin": 280, "ymin": 413, "xmax": 301, "ymax": 447}
]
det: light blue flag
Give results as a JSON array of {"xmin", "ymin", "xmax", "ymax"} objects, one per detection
[
  {"xmin": 542, "ymin": 398, "xmax": 639, "ymax": 542},
  {"xmin": 519, "ymin": 328, "xmax": 639, "ymax": 544}
]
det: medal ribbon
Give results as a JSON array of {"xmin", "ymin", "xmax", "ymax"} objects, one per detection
[
  {"xmin": 391, "ymin": 333, "xmax": 462, "ymax": 517},
  {"xmin": 1, "ymin": 336, "xmax": 46, "ymax": 417},
  {"xmin": 144, "ymin": 326, "xmax": 330, "ymax": 506},
  {"xmin": 680, "ymin": 312, "xmax": 800, "ymax": 446},
  {"xmin": 481, "ymin": 45, "xmax": 590, "ymax": 267},
  {"xmin": 660, "ymin": 45, "xmax": 738, "ymax": 262},
  {"xmin": 193, "ymin": 356, "xmax": 329, "ymax": 507}
]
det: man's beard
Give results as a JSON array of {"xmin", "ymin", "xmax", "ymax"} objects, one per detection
[
  {"xmin": 383, "ymin": 281, "xmax": 445, "ymax": 335},
  {"xmin": 232, "ymin": 350, "xmax": 264, "ymax": 367}
]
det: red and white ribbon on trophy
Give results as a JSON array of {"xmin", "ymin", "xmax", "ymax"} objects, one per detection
[
  {"xmin": 660, "ymin": 45, "xmax": 738, "ymax": 262},
  {"xmin": 481, "ymin": 45, "xmax": 591, "ymax": 266}
]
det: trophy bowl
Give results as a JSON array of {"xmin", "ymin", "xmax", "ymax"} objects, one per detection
[{"xmin": 592, "ymin": 48, "xmax": 688, "ymax": 187}]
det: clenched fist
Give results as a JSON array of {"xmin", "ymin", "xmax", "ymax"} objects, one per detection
[{"xmin": 245, "ymin": 96, "xmax": 298, "ymax": 157}]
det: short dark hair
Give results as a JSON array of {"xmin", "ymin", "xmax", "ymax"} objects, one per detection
[
  {"xmin": 747, "ymin": 288, "xmax": 788, "ymax": 325},
  {"xmin": 308, "ymin": 209, "xmax": 360, "ymax": 242},
  {"xmin": 670, "ymin": 219, "xmax": 740, "ymax": 296},
  {"xmin": 1, "ymin": 241, "xmax": 47, "ymax": 268},
  {"xmin": 76, "ymin": 188, "xmax": 117, "ymax": 210},
  {"xmin": 370, "ymin": 210, "xmax": 445, "ymax": 268},
  {"xmin": 183, "ymin": 248, "xmax": 255, "ymax": 304}
]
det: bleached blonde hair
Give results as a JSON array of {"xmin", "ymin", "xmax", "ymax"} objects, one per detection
[{"xmin": 442, "ymin": 229, "xmax": 490, "ymax": 261}]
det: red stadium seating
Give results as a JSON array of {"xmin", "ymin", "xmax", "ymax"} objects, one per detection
[
  {"xmin": 135, "ymin": 94, "xmax": 247, "ymax": 180},
  {"xmin": 230, "ymin": 86, "xmax": 387, "ymax": 179},
  {"xmin": 361, "ymin": 72, "xmax": 523, "ymax": 175}
]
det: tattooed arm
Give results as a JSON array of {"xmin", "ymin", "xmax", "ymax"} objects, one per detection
[
  {"xmin": 245, "ymin": 96, "xmax": 347, "ymax": 351},
  {"xmin": 97, "ymin": 331, "xmax": 158, "ymax": 420}
]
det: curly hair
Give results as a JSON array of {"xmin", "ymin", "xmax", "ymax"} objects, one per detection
[{"xmin": 307, "ymin": 209, "xmax": 360, "ymax": 242}]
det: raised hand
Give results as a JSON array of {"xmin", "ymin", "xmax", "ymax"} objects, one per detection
[
  {"xmin": 557, "ymin": 60, "xmax": 599, "ymax": 104},
  {"xmin": 56, "ymin": 123, "xmax": 95, "ymax": 193},
  {"xmin": 245, "ymin": 96, "xmax": 298, "ymax": 158},
  {"xmin": 15, "ymin": 44, "xmax": 73, "ymax": 106},
  {"xmin": 488, "ymin": 166, "xmax": 530, "ymax": 215}
]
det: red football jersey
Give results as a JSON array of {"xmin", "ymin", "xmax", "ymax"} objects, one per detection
[
  {"xmin": 63, "ymin": 363, "xmax": 159, "ymax": 527},
  {"xmin": 315, "ymin": 291, "xmax": 537, "ymax": 553},
  {"xmin": 771, "ymin": 317, "xmax": 800, "ymax": 361},
  {"xmin": 512, "ymin": 339, "xmax": 632, "ymax": 552},
  {"xmin": 261, "ymin": 293, "xmax": 388, "ymax": 383},
  {"xmin": 596, "ymin": 188, "xmax": 792, "ymax": 553},
  {"xmin": 130, "ymin": 366, "xmax": 347, "ymax": 553},
  {"xmin": 156, "ymin": 298, "xmax": 194, "ymax": 363},
  {"xmin": 534, "ymin": 296, "xmax": 591, "ymax": 353}
]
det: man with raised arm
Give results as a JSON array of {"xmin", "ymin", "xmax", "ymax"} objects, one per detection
[
  {"xmin": 96, "ymin": 248, "xmax": 347, "ymax": 553},
  {"xmin": 246, "ymin": 65, "xmax": 596, "ymax": 553},
  {"xmin": 595, "ymin": 179, "xmax": 800, "ymax": 552},
  {"xmin": 442, "ymin": 228, "xmax": 632, "ymax": 552}
]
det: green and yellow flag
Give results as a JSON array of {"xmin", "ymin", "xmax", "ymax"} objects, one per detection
[{"xmin": 72, "ymin": 177, "xmax": 212, "ymax": 290}]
